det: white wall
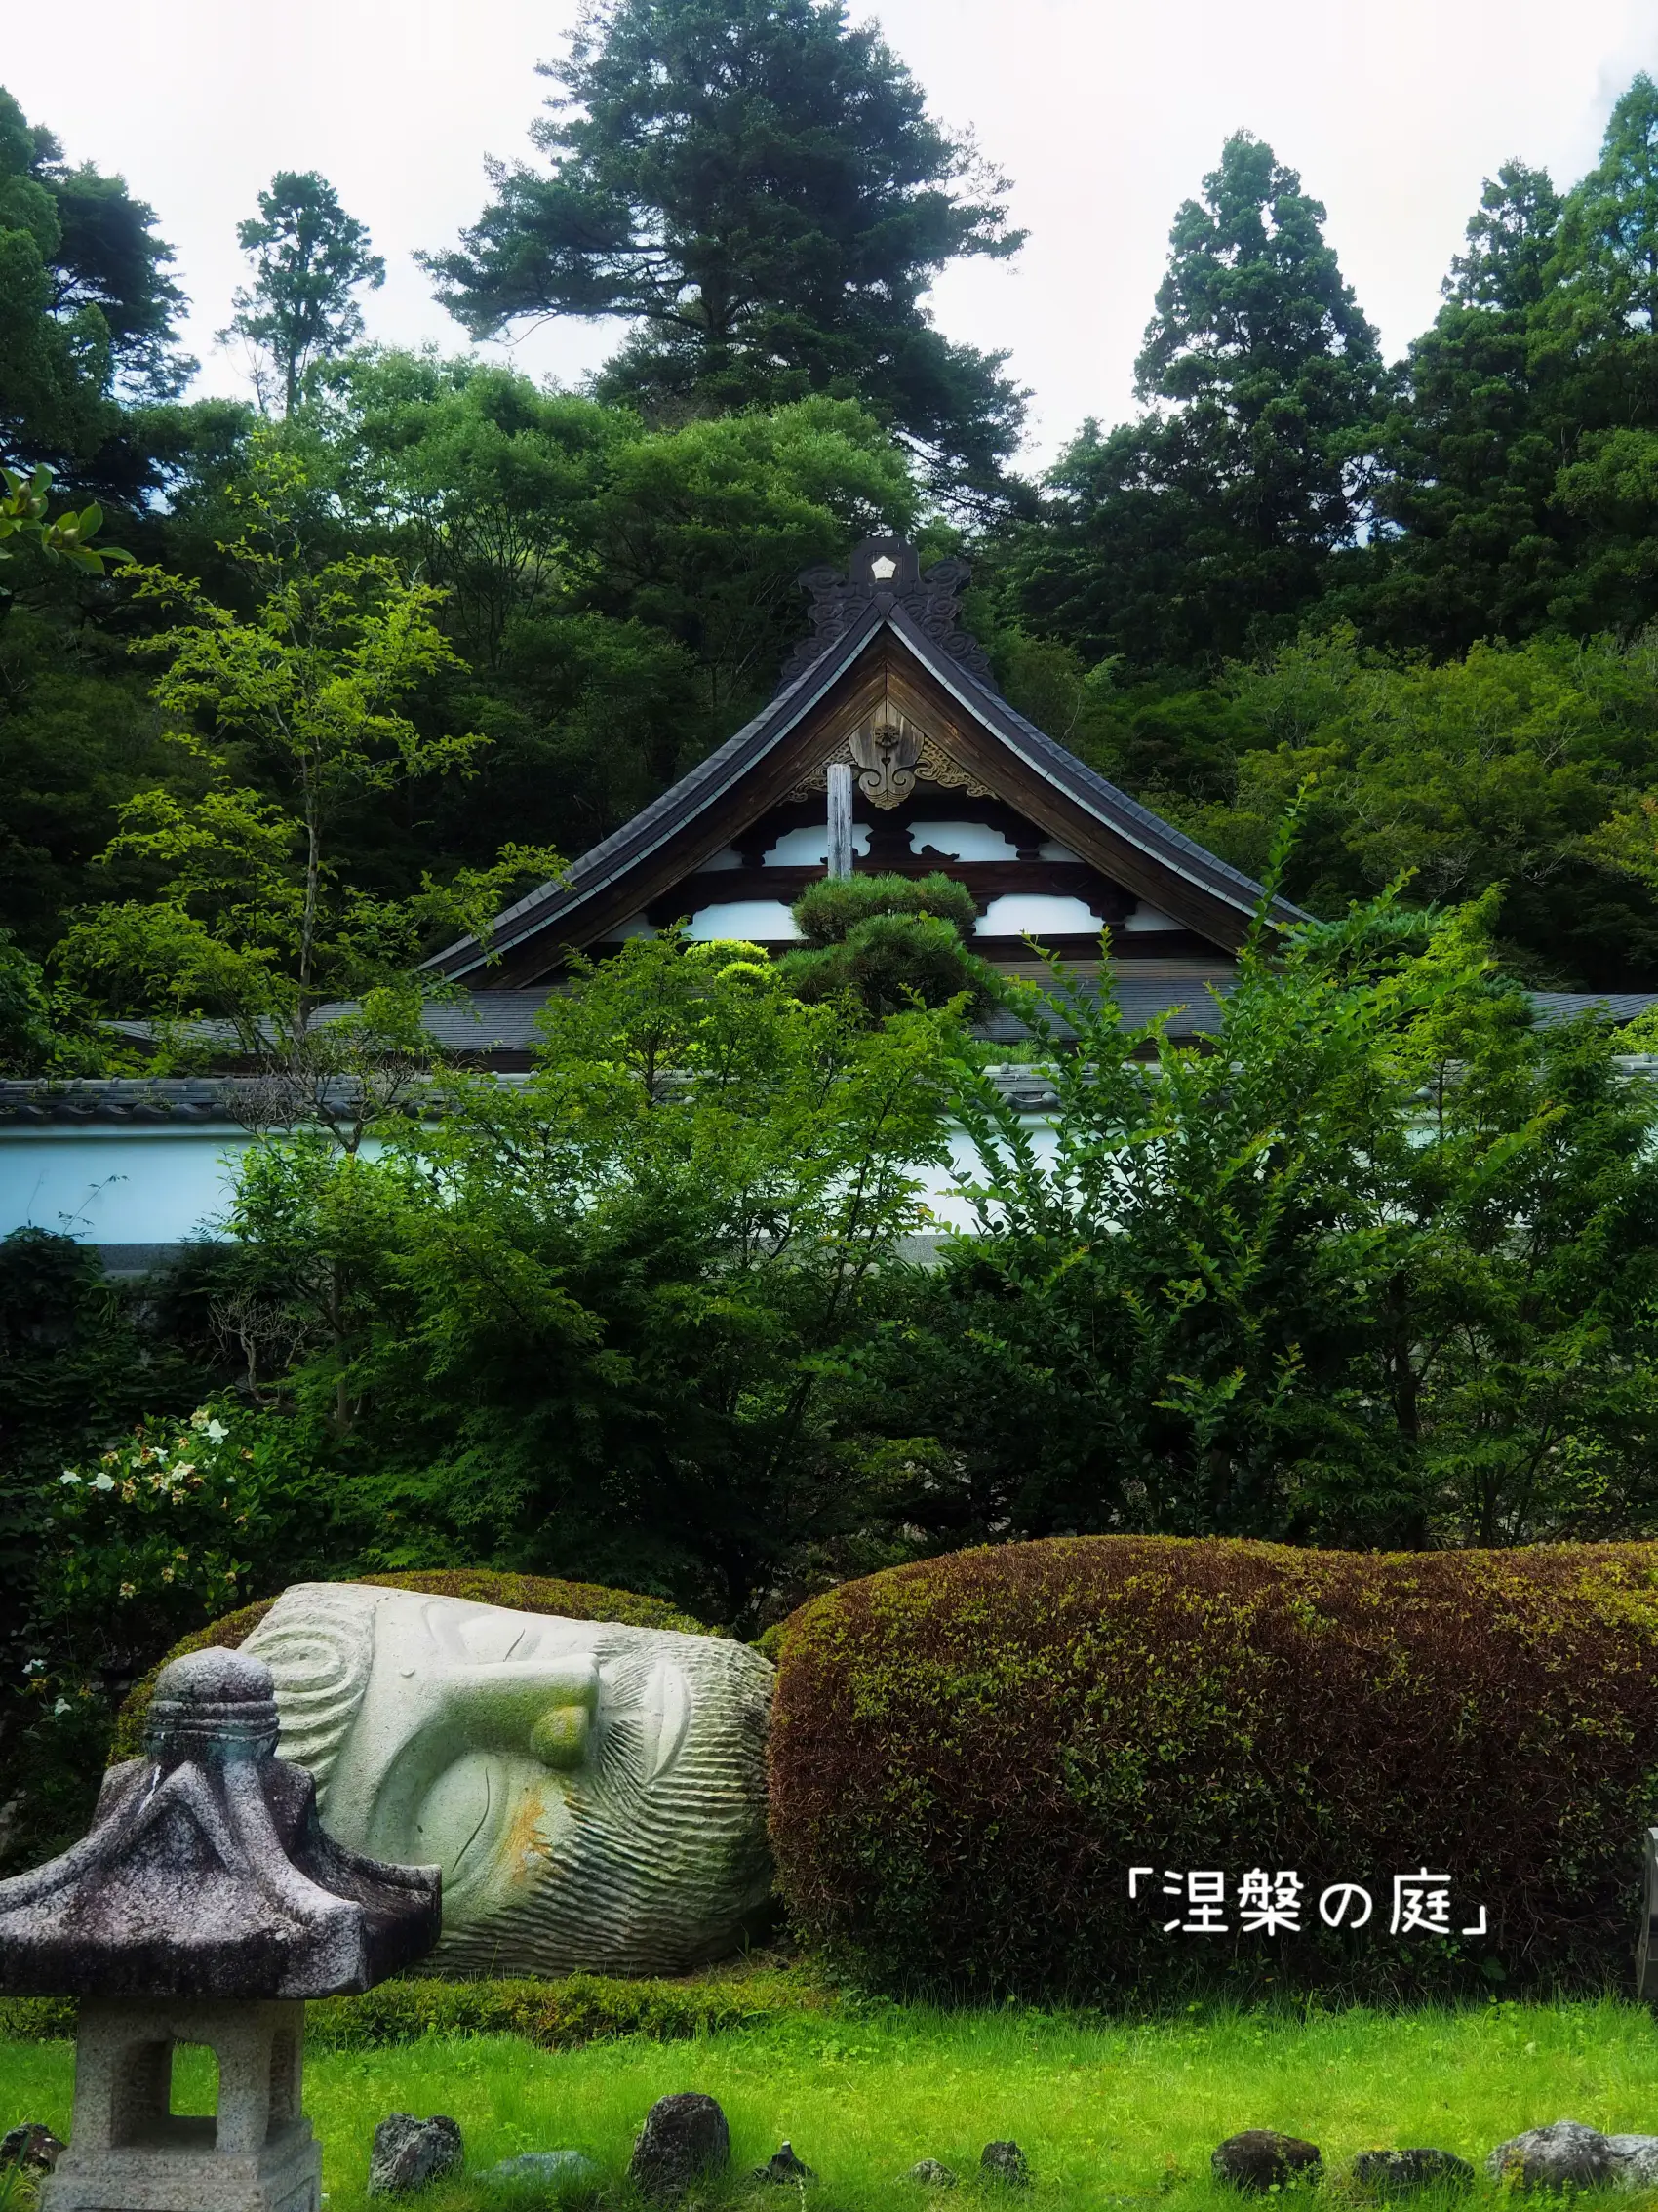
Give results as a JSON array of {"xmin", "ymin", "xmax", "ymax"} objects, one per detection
[
  {"xmin": 0, "ymin": 1117, "xmax": 1059, "ymax": 1247},
  {"xmin": 0, "ymin": 1126, "xmax": 259, "ymax": 1244}
]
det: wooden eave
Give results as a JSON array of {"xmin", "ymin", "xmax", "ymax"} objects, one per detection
[{"xmin": 423, "ymin": 601, "xmax": 1296, "ymax": 988}]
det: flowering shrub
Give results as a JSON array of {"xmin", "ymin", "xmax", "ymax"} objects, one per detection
[{"xmin": 24, "ymin": 1404, "xmax": 296, "ymax": 1707}]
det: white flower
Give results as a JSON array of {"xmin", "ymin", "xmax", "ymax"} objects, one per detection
[
  {"xmin": 52, "ymin": 1698, "xmax": 71, "ymax": 1716},
  {"xmin": 92, "ymin": 1472, "xmax": 116, "ymax": 1492},
  {"xmin": 22, "ymin": 1659, "xmax": 43, "ymax": 1675},
  {"xmin": 59, "ymin": 1472, "xmax": 81, "ymax": 1486},
  {"xmin": 205, "ymin": 1419, "xmax": 228, "ymax": 1443}
]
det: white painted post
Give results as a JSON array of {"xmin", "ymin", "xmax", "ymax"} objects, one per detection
[{"xmin": 826, "ymin": 760, "xmax": 854, "ymax": 880}]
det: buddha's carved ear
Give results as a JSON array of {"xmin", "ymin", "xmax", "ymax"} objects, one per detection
[{"xmin": 243, "ymin": 1584, "xmax": 376, "ymax": 1791}]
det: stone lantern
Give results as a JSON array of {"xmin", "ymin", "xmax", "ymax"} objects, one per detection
[{"xmin": 0, "ymin": 1646, "xmax": 441, "ymax": 2212}]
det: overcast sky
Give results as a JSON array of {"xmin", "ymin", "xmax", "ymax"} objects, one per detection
[{"xmin": 5, "ymin": 0, "xmax": 1657, "ymax": 467}]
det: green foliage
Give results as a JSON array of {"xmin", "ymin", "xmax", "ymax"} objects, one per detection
[
  {"xmin": 55, "ymin": 438, "xmax": 557, "ymax": 1061},
  {"xmin": 307, "ymin": 1969, "xmax": 820, "ymax": 2049},
  {"xmin": 770, "ymin": 1535, "xmax": 1658, "ymax": 2000},
  {"xmin": 1158, "ymin": 627, "xmax": 1658, "ymax": 988},
  {"xmin": 0, "ymin": 83, "xmax": 191, "ymax": 484},
  {"xmin": 1009, "ymin": 133, "xmax": 1381, "ymax": 671},
  {"xmin": 209, "ymin": 934, "xmax": 957, "ymax": 1623},
  {"xmin": 791, "ymin": 871, "xmax": 980, "ymax": 947},
  {"xmin": 878, "ymin": 885, "xmax": 1658, "ymax": 1549},
  {"xmin": 220, "ymin": 172, "xmax": 384, "ymax": 418},
  {"xmin": 0, "ymin": 462, "xmax": 129, "ymax": 573},
  {"xmin": 783, "ymin": 873, "xmax": 990, "ymax": 1020},
  {"xmin": 1362, "ymin": 162, "xmax": 1566, "ymax": 654},
  {"xmin": 32, "ymin": 1405, "xmax": 308, "ymax": 1699},
  {"xmin": 781, "ymin": 913, "xmax": 991, "ymax": 1022},
  {"xmin": 421, "ymin": 0, "xmax": 1025, "ymax": 497},
  {"xmin": 0, "ymin": 1232, "xmax": 234, "ymax": 1870}
]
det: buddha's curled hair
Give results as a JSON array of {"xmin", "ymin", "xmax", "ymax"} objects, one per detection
[{"xmin": 243, "ymin": 1583, "xmax": 375, "ymax": 1798}]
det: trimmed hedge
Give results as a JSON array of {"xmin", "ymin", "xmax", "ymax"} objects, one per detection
[
  {"xmin": 769, "ymin": 1537, "xmax": 1658, "ymax": 2002},
  {"xmin": 0, "ymin": 1967, "xmax": 824, "ymax": 2049},
  {"xmin": 109, "ymin": 1570, "xmax": 716, "ymax": 1763}
]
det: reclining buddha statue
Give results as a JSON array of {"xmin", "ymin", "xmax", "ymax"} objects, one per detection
[{"xmin": 240, "ymin": 1583, "xmax": 775, "ymax": 1978}]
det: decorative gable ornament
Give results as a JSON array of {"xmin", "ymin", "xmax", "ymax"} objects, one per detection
[{"xmin": 781, "ymin": 535, "xmax": 997, "ymax": 690}]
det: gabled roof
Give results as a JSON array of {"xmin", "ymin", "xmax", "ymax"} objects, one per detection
[{"xmin": 422, "ymin": 538, "xmax": 1301, "ymax": 986}]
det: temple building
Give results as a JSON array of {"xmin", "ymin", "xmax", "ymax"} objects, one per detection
[
  {"xmin": 6, "ymin": 538, "xmax": 1656, "ymax": 1263},
  {"xmin": 417, "ymin": 535, "xmax": 1294, "ymax": 1056}
]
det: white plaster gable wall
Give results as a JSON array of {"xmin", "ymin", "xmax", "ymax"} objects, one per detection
[
  {"xmin": 697, "ymin": 847, "xmax": 745, "ymax": 871},
  {"xmin": 610, "ymin": 914, "xmax": 658, "ymax": 939},
  {"xmin": 907, "ymin": 820, "xmax": 1018, "ymax": 860},
  {"xmin": 682, "ymin": 899, "xmax": 804, "ymax": 941},
  {"xmin": 975, "ymin": 892, "xmax": 1102, "ymax": 937},
  {"xmin": 1038, "ymin": 839, "xmax": 1083, "ymax": 862},
  {"xmin": 763, "ymin": 824, "xmax": 871, "ymax": 864},
  {"xmin": 1123, "ymin": 903, "xmax": 1181, "ymax": 932}
]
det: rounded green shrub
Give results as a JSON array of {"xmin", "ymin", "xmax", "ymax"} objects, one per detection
[
  {"xmin": 769, "ymin": 1536, "xmax": 1658, "ymax": 2001},
  {"xmin": 780, "ymin": 911, "xmax": 991, "ymax": 1017},
  {"xmin": 790, "ymin": 870, "xmax": 980, "ymax": 947},
  {"xmin": 109, "ymin": 1569, "xmax": 717, "ymax": 1763}
]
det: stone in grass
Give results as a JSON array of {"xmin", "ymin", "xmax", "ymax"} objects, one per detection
[
  {"xmin": 1212, "ymin": 2131, "xmax": 1323, "ymax": 2192},
  {"xmin": 981, "ymin": 2141, "xmax": 1031, "ymax": 2187},
  {"xmin": 0, "ymin": 2126, "xmax": 65, "ymax": 2176},
  {"xmin": 480, "ymin": 2151, "xmax": 599, "ymax": 2191},
  {"xmin": 1607, "ymin": 2139, "xmax": 1658, "ymax": 2192},
  {"xmin": 753, "ymin": 2142, "xmax": 815, "ymax": 2183},
  {"xmin": 629, "ymin": 2093, "xmax": 730, "ymax": 2203},
  {"xmin": 905, "ymin": 2158, "xmax": 959, "ymax": 2187},
  {"xmin": 1486, "ymin": 2121, "xmax": 1611, "ymax": 2192},
  {"xmin": 1353, "ymin": 2149, "xmax": 1475, "ymax": 2196},
  {"xmin": 368, "ymin": 2113, "xmax": 465, "ymax": 2196}
]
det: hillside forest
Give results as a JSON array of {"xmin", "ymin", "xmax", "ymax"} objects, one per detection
[{"xmin": 11, "ymin": 14, "xmax": 1658, "ymax": 999}]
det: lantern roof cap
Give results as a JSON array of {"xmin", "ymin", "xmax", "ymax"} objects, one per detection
[{"xmin": 0, "ymin": 1646, "xmax": 439, "ymax": 2000}]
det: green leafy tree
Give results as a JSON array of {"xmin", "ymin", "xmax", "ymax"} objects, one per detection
[
  {"xmin": 1533, "ymin": 74, "xmax": 1658, "ymax": 636},
  {"xmin": 309, "ymin": 354, "xmax": 916, "ymax": 858},
  {"xmin": 782, "ymin": 870, "xmax": 991, "ymax": 1019},
  {"xmin": 217, "ymin": 933, "xmax": 958, "ymax": 1621},
  {"xmin": 1012, "ymin": 133, "xmax": 1382, "ymax": 672},
  {"xmin": 420, "ymin": 0, "xmax": 1025, "ymax": 497},
  {"xmin": 890, "ymin": 882, "xmax": 1658, "ymax": 1549},
  {"xmin": 0, "ymin": 85, "xmax": 192, "ymax": 480},
  {"xmin": 221, "ymin": 172, "xmax": 385, "ymax": 417},
  {"xmin": 1363, "ymin": 162, "xmax": 1567, "ymax": 653},
  {"xmin": 1152, "ymin": 625, "xmax": 1658, "ymax": 989},
  {"xmin": 57, "ymin": 441, "xmax": 557, "ymax": 1072}
]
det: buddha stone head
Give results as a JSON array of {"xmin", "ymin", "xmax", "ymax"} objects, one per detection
[{"xmin": 239, "ymin": 1584, "xmax": 774, "ymax": 1978}]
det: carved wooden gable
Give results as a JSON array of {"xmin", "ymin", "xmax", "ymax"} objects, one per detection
[{"xmin": 423, "ymin": 539, "xmax": 1292, "ymax": 990}]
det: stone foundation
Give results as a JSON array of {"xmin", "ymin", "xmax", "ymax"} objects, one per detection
[{"xmin": 42, "ymin": 1998, "xmax": 320, "ymax": 2212}]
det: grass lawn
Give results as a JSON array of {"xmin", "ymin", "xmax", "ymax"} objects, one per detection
[{"xmin": 5, "ymin": 1999, "xmax": 1658, "ymax": 2212}]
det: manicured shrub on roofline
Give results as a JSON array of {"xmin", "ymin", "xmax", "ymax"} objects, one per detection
[
  {"xmin": 791, "ymin": 870, "xmax": 980, "ymax": 948},
  {"xmin": 769, "ymin": 1536, "xmax": 1658, "ymax": 2002},
  {"xmin": 109, "ymin": 1570, "xmax": 717, "ymax": 1763}
]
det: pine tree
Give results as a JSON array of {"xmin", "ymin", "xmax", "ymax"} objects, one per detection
[
  {"xmin": 1012, "ymin": 133, "xmax": 1382, "ymax": 672},
  {"xmin": 0, "ymin": 85, "xmax": 192, "ymax": 482},
  {"xmin": 220, "ymin": 173, "xmax": 384, "ymax": 418},
  {"xmin": 419, "ymin": 0, "xmax": 1025, "ymax": 499},
  {"xmin": 1532, "ymin": 74, "xmax": 1658, "ymax": 635},
  {"xmin": 1363, "ymin": 162, "xmax": 1567, "ymax": 653}
]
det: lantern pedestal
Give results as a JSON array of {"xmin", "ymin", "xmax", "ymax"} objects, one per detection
[
  {"xmin": 44, "ymin": 1998, "xmax": 319, "ymax": 2212},
  {"xmin": 0, "ymin": 1646, "xmax": 441, "ymax": 2212}
]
